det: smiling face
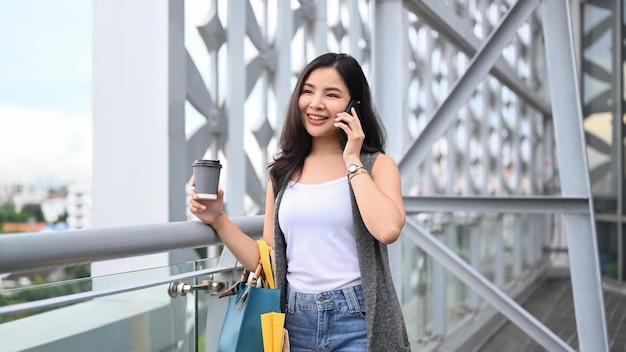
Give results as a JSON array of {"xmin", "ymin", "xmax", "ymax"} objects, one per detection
[{"xmin": 298, "ymin": 67, "xmax": 351, "ymax": 140}]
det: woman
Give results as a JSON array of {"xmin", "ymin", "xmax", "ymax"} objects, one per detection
[{"xmin": 189, "ymin": 53, "xmax": 411, "ymax": 351}]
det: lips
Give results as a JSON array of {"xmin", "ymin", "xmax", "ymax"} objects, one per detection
[{"xmin": 307, "ymin": 114, "xmax": 329, "ymax": 125}]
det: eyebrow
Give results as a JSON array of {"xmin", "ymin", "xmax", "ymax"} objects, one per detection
[{"xmin": 302, "ymin": 82, "xmax": 344, "ymax": 94}]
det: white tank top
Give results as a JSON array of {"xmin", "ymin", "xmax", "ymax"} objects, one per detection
[{"xmin": 278, "ymin": 177, "xmax": 362, "ymax": 293}]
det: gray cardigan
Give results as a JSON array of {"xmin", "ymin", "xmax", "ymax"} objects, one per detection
[{"xmin": 273, "ymin": 152, "xmax": 411, "ymax": 351}]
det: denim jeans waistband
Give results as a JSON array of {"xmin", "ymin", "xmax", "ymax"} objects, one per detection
[{"xmin": 286, "ymin": 284, "xmax": 364, "ymax": 314}]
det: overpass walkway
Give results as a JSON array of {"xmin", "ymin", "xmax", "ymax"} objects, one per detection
[{"xmin": 481, "ymin": 278, "xmax": 626, "ymax": 351}]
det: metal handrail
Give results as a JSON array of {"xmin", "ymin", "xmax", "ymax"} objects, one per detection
[{"xmin": 0, "ymin": 216, "xmax": 264, "ymax": 274}]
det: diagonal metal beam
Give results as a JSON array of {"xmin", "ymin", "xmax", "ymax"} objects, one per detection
[
  {"xmin": 403, "ymin": 0, "xmax": 550, "ymax": 115},
  {"xmin": 186, "ymin": 50, "xmax": 217, "ymax": 118},
  {"xmin": 404, "ymin": 218, "xmax": 574, "ymax": 352},
  {"xmin": 398, "ymin": 0, "xmax": 541, "ymax": 186}
]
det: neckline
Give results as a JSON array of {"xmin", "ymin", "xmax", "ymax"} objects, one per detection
[{"xmin": 288, "ymin": 176, "xmax": 347, "ymax": 187}]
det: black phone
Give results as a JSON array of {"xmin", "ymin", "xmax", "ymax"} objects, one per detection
[{"xmin": 339, "ymin": 99, "xmax": 359, "ymax": 147}]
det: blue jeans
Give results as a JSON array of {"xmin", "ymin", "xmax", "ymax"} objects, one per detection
[{"xmin": 285, "ymin": 285, "xmax": 367, "ymax": 352}]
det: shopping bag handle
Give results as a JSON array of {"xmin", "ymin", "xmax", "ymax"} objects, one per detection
[
  {"xmin": 218, "ymin": 240, "xmax": 276, "ymax": 298},
  {"xmin": 257, "ymin": 240, "xmax": 275, "ymax": 289}
]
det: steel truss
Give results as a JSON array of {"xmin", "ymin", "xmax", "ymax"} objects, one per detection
[{"xmin": 92, "ymin": 0, "xmax": 608, "ymax": 350}]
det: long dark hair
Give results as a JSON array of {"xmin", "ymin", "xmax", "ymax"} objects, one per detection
[{"xmin": 269, "ymin": 53, "xmax": 386, "ymax": 197}]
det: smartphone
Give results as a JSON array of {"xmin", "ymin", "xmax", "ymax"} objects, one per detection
[{"xmin": 339, "ymin": 99, "xmax": 359, "ymax": 147}]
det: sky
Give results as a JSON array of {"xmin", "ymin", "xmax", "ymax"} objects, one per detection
[
  {"xmin": 0, "ymin": 0, "xmax": 93, "ymax": 186},
  {"xmin": 0, "ymin": 1, "xmax": 218, "ymax": 188}
]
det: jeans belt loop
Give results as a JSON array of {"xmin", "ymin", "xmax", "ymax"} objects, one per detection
[{"xmin": 342, "ymin": 286, "xmax": 360, "ymax": 313}]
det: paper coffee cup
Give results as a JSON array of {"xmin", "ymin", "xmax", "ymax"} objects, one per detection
[{"xmin": 192, "ymin": 159, "xmax": 222, "ymax": 200}]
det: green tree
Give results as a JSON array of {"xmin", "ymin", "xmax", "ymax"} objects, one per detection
[
  {"xmin": 20, "ymin": 203, "xmax": 44, "ymax": 223},
  {"xmin": 65, "ymin": 264, "xmax": 90, "ymax": 279},
  {"xmin": 0, "ymin": 202, "xmax": 25, "ymax": 223},
  {"xmin": 0, "ymin": 202, "xmax": 27, "ymax": 233},
  {"xmin": 56, "ymin": 211, "xmax": 68, "ymax": 224}
]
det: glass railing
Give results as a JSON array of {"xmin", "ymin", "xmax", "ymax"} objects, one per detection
[
  {"xmin": 0, "ymin": 218, "xmax": 256, "ymax": 352},
  {"xmin": 0, "ymin": 253, "xmax": 242, "ymax": 352},
  {"xmin": 0, "ymin": 213, "xmax": 561, "ymax": 351}
]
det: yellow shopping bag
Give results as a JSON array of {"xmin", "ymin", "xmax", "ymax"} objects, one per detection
[{"xmin": 261, "ymin": 312, "xmax": 289, "ymax": 352}]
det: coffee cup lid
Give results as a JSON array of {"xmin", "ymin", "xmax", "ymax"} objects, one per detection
[{"xmin": 192, "ymin": 159, "xmax": 222, "ymax": 168}]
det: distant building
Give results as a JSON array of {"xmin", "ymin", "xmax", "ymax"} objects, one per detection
[
  {"xmin": 0, "ymin": 183, "xmax": 18, "ymax": 204},
  {"xmin": 12, "ymin": 183, "xmax": 47, "ymax": 212},
  {"xmin": 1, "ymin": 181, "xmax": 92, "ymax": 230},
  {"xmin": 40, "ymin": 197, "xmax": 67, "ymax": 224},
  {"xmin": 66, "ymin": 183, "xmax": 92, "ymax": 229}
]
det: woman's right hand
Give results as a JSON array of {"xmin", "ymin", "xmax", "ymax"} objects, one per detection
[{"xmin": 189, "ymin": 179, "xmax": 225, "ymax": 225}]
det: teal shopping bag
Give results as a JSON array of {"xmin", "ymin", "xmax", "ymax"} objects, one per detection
[
  {"xmin": 217, "ymin": 240, "xmax": 282, "ymax": 352},
  {"xmin": 217, "ymin": 282, "xmax": 281, "ymax": 352}
]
